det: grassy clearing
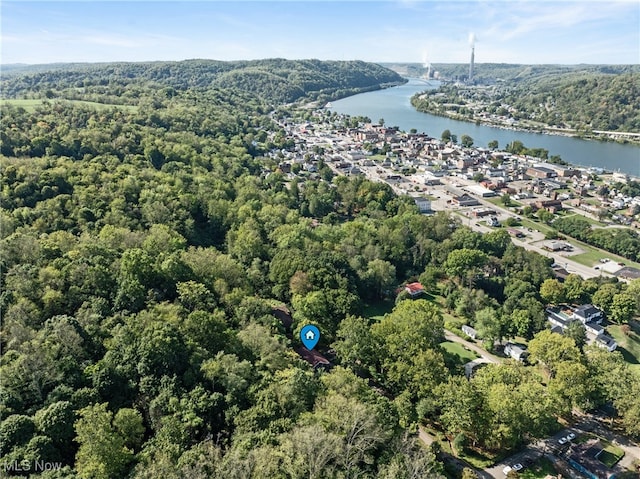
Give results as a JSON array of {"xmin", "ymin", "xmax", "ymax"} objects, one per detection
[
  {"xmin": 519, "ymin": 217, "xmax": 554, "ymax": 235},
  {"xmin": 458, "ymin": 448, "xmax": 505, "ymax": 470},
  {"xmin": 486, "ymin": 196, "xmax": 522, "ymax": 208},
  {"xmin": 562, "ymin": 213, "xmax": 605, "ymax": 227},
  {"xmin": 608, "ymin": 325, "xmax": 640, "ymax": 372},
  {"xmin": 599, "ymin": 442, "xmax": 625, "ymax": 468},
  {"xmin": 568, "ymin": 240, "xmax": 640, "ymax": 269},
  {"xmin": 362, "ymin": 300, "xmax": 395, "ymax": 321},
  {"xmin": 515, "ymin": 214, "xmax": 640, "ymax": 269},
  {"xmin": 0, "ymin": 99, "xmax": 43, "ymax": 111},
  {"xmin": 519, "ymin": 457, "xmax": 557, "ymax": 479},
  {"xmin": 440, "ymin": 341, "xmax": 479, "ymax": 364},
  {"xmin": 570, "ymin": 249, "xmax": 611, "ymax": 267},
  {"xmin": 0, "ymin": 98, "xmax": 138, "ymax": 113}
]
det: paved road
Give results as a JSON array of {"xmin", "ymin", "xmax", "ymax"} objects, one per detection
[
  {"xmin": 418, "ymin": 426, "xmax": 493, "ymax": 479},
  {"xmin": 444, "ymin": 330, "xmax": 502, "ymax": 365},
  {"xmin": 489, "ymin": 416, "xmax": 640, "ymax": 479}
]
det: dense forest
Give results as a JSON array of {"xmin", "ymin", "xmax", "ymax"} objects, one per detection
[
  {"xmin": 1, "ymin": 60, "xmax": 639, "ymax": 478},
  {"xmin": 1, "ymin": 59, "xmax": 406, "ymax": 106}
]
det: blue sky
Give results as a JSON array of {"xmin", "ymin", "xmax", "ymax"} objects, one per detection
[{"xmin": 2, "ymin": 1, "xmax": 639, "ymax": 65}]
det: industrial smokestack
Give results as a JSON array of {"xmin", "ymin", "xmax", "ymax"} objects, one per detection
[{"xmin": 468, "ymin": 33, "xmax": 476, "ymax": 82}]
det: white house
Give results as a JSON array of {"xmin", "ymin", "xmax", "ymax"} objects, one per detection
[
  {"xmin": 504, "ymin": 342, "xmax": 528, "ymax": 362},
  {"xmin": 595, "ymin": 334, "xmax": 617, "ymax": 352},
  {"xmin": 414, "ymin": 197, "xmax": 432, "ymax": 213},
  {"xmin": 462, "ymin": 325, "xmax": 478, "ymax": 340},
  {"xmin": 573, "ymin": 304, "xmax": 604, "ymax": 324}
]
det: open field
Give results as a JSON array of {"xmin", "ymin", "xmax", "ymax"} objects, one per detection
[
  {"xmin": 362, "ymin": 300, "xmax": 395, "ymax": 321},
  {"xmin": 440, "ymin": 341, "xmax": 479, "ymax": 364},
  {"xmin": 519, "ymin": 218, "xmax": 554, "ymax": 235},
  {"xmin": 560, "ymin": 213, "xmax": 605, "ymax": 227},
  {"xmin": 486, "ymin": 196, "xmax": 522, "ymax": 208},
  {"xmin": 0, "ymin": 98, "xmax": 138, "ymax": 112},
  {"xmin": 599, "ymin": 441, "xmax": 625, "ymax": 468},
  {"xmin": 568, "ymin": 242, "xmax": 640, "ymax": 269},
  {"xmin": 608, "ymin": 325, "xmax": 640, "ymax": 373}
]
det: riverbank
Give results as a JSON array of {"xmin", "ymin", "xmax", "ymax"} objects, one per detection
[{"xmin": 411, "ymin": 98, "xmax": 640, "ymax": 147}]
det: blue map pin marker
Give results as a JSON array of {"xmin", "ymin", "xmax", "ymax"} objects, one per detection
[{"xmin": 300, "ymin": 324, "xmax": 320, "ymax": 350}]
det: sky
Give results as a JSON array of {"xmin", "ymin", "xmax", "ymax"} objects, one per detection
[{"xmin": 1, "ymin": 1, "xmax": 639, "ymax": 65}]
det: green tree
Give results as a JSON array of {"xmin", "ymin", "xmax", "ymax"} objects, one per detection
[
  {"xmin": 528, "ymin": 330, "xmax": 581, "ymax": 378},
  {"xmin": 549, "ymin": 360, "xmax": 593, "ymax": 413},
  {"xmin": 488, "ymin": 140, "xmax": 499, "ymax": 150},
  {"xmin": 610, "ymin": 292, "xmax": 637, "ymax": 324},
  {"xmin": 591, "ymin": 283, "xmax": 619, "ymax": 314},
  {"xmin": 34, "ymin": 401, "xmax": 76, "ymax": 460},
  {"xmin": 363, "ymin": 259, "xmax": 396, "ymax": 299},
  {"xmin": 444, "ymin": 248, "xmax": 488, "ymax": 286},
  {"xmin": 565, "ymin": 320, "xmax": 587, "ymax": 350},
  {"xmin": 539, "ymin": 278, "xmax": 565, "ymax": 305},
  {"xmin": 441, "ymin": 129, "xmax": 451, "ymax": 142},
  {"xmin": 75, "ymin": 403, "xmax": 144, "ymax": 479},
  {"xmin": 0, "ymin": 415, "xmax": 36, "ymax": 456},
  {"xmin": 536, "ymin": 209, "xmax": 554, "ymax": 224},
  {"xmin": 333, "ymin": 315, "xmax": 376, "ymax": 374},
  {"xmin": 475, "ymin": 307, "xmax": 503, "ymax": 345},
  {"xmin": 460, "ymin": 134, "xmax": 474, "ymax": 148},
  {"xmin": 563, "ymin": 274, "xmax": 585, "ymax": 303}
]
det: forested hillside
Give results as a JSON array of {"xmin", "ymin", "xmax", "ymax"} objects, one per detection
[
  {"xmin": 1, "ymin": 59, "xmax": 406, "ymax": 105},
  {"xmin": 1, "ymin": 61, "xmax": 639, "ymax": 478},
  {"xmin": 404, "ymin": 63, "xmax": 640, "ymax": 136},
  {"xmin": 492, "ymin": 72, "xmax": 640, "ymax": 132}
]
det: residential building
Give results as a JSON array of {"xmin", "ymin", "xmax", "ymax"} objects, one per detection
[
  {"xmin": 405, "ymin": 282, "xmax": 425, "ymax": 297},
  {"xmin": 294, "ymin": 346, "xmax": 331, "ymax": 370},
  {"xmin": 568, "ymin": 440, "xmax": 616, "ymax": 479},
  {"xmin": 504, "ymin": 342, "xmax": 528, "ymax": 362},
  {"xmin": 462, "ymin": 325, "xmax": 478, "ymax": 340},
  {"xmin": 573, "ymin": 304, "xmax": 604, "ymax": 324},
  {"xmin": 594, "ymin": 334, "xmax": 617, "ymax": 352},
  {"xmin": 414, "ymin": 197, "xmax": 432, "ymax": 213}
]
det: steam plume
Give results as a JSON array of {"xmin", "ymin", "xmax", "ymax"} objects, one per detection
[{"xmin": 468, "ymin": 32, "xmax": 476, "ymax": 47}]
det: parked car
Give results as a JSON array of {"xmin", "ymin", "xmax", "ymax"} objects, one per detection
[
  {"xmin": 558, "ymin": 436, "xmax": 568, "ymax": 445},
  {"xmin": 567, "ymin": 432, "xmax": 576, "ymax": 441},
  {"xmin": 512, "ymin": 464, "xmax": 523, "ymax": 472}
]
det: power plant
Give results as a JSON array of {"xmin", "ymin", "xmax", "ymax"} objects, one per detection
[{"xmin": 468, "ymin": 32, "xmax": 476, "ymax": 82}]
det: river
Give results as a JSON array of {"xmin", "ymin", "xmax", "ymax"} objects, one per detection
[{"xmin": 328, "ymin": 79, "xmax": 640, "ymax": 177}]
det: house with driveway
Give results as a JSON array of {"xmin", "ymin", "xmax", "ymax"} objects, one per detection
[
  {"xmin": 573, "ymin": 304, "xmax": 604, "ymax": 324},
  {"xmin": 546, "ymin": 306, "xmax": 616, "ymax": 352}
]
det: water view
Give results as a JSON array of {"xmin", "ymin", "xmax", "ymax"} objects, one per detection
[{"xmin": 329, "ymin": 79, "xmax": 640, "ymax": 176}]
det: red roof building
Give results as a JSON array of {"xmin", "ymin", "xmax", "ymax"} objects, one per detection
[{"xmin": 405, "ymin": 282, "xmax": 425, "ymax": 297}]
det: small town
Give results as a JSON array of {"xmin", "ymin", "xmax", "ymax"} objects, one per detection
[
  {"xmin": 264, "ymin": 109, "xmax": 640, "ymax": 478},
  {"xmin": 2, "ymin": 3, "xmax": 639, "ymax": 478},
  {"xmin": 271, "ymin": 109, "xmax": 640, "ymax": 284}
]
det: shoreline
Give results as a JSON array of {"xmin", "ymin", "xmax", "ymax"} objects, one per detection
[{"xmin": 411, "ymin": 105, "xmax": 640, "ymax": 146}]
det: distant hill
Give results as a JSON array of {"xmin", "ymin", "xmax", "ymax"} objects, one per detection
[
  {"xmin": 381, "ymin": 62, "xmax": 640, "ymax": 83},
  {"xmin": 386, "ymin": 62, "xmax": 640, "ymax": 134},
  {"xmin": 1, "ymin": 59, "xmax": 406, "ymax": 105}
]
